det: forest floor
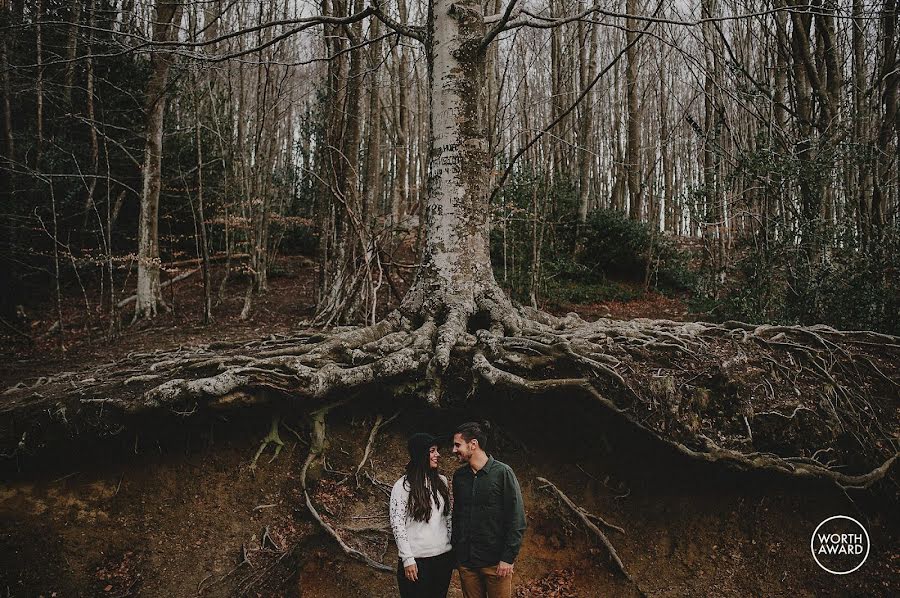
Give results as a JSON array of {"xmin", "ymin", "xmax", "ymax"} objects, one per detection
[
  {"xmin": 1, "ymin": 255, "xmax": 898, "ymax": 596},
  {"xmin": 0, "ymin": 255, "xmax": 689, "ymax": 380}
]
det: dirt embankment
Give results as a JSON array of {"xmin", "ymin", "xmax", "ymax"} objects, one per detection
[
  {"xmin": 1, "ymin": 398, "xmax": 897, "ymax": 597},
  {"xmin": 2, "ymin": 256, "xmax": 897, "ymax": 596}
]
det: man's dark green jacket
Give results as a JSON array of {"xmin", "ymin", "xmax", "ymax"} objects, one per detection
[{"xmin": 451, "ymin": 456, "xmax": 526, "ymax": 568}]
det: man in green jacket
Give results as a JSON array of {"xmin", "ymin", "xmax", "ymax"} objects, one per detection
[{"xmin": 451, "ymin": 421, "xmax": 526, "ymax": 598}]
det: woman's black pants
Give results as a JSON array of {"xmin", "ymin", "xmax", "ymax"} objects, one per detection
[{"xmin": 396, "ymin": 550, "xmax": 454, "ymax": 598}]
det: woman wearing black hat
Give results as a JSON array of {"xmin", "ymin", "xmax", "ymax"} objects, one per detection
[{"xmin": 389, "ymin": 433, "xmax": 454, "ymax": 597}]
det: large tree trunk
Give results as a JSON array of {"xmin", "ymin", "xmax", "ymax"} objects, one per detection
[
  {"xmin": 134, "ymin": 0, "xmax": 183, "ymax": 321},
  {"xmin": 400, "ymin": 0, "xmax": 512, "ymax": 326}
]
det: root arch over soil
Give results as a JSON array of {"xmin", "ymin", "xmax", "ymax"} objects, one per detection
[
  {"xmin": 1, "ymin": 301, "xmax": 899, "ymax": 584},
  {"xmin": 3, "ymin": 303, "xmax": 897, "ymax": 489}
]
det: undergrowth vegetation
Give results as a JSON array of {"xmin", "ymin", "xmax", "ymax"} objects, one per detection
[
  {"xmin": 489, "ymin": 168, "xmax": 898, "ymax": 335},
  {"xmin": 701, "ymin": 224, "xmax": 900, "ymax": 334},
  {"xmin": 490, "ymin": 171, "xmax": 692, "ymax": 307}
]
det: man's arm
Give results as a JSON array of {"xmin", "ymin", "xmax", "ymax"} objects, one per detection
[{"xmin": 500, "ymin": 466, "xmax": 526, "ymax": 565}]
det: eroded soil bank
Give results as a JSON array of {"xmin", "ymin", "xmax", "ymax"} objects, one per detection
[{"xmin": 2, "ymin": 396, "xmax": 897, "ymax": 597}]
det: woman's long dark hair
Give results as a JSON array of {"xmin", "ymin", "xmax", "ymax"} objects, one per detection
[{"xmin": 404, "ymin": 445, "xmax": 451, "ymax": 522}]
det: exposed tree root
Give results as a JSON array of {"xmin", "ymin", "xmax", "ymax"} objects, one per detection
[
  {"xmin": 298, "ymin": 400, "xmax": 393, "ymax": 573},
  {"xmin": 473, "ymin": 351, "xmax": 898, "ymax": 491},
  {"xmin": 249, "ymin": 415, "xmax": 285, "ymax": 471},
  {"xmin": 2, "ymin": 304, "xmax": 898, "ymax": 494},
  {"xmin": 537, "ymin": 477, "xmax": 643, "ymax": 596},
  {"xmin": 355, "ymin": 410, "xmax": 401, "ymax": 483}
]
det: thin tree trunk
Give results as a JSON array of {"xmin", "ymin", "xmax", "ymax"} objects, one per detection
[
  {"xmin": 392, "ymin": 0, "xmax": 409, "ymax": 227},
  {"xmin": 195, "ymin": 77, "xmax": 212, "ymax": 324},
  {"xmin": 659, "ymin": 56, "xmax": 673, "ymax": 234},
  {"xmin": 63, "ymin": 0, "xmax": 82, "ymax": 107},
  {"xmin": 83, "ymin": 0, "xmax": 99, "ymax": 219},
  {"xmin": 852, "ymin": 0, "xmax": 871, "ymax": 243},
  {"xmin": 134, "ymin": 0, "xmax": 183, "ymax": 320},
  {"xmin": 702, "ymin": 0, "xmax": 725, "ymax": 285},
  {"xmin": 611, "ymin": 47, "xmax": 626, "ymax": 212},
  {"xmin": 872, "ymin": 0, "xmax": 899, "ymax": 229},
  {"xmin": 1, "ymin": 35, "xmax": 13, "ymax": 165},
  {"xmin": 577, "ymin": 11, "xmax": 598, "ymax": 225},
  {"xmin": 625, "ymin": 0, "xmax": 643, "ymax": 220},
  {"xmin": 35, "ymin": 0, "xmax": 43, "ymax": 169}
]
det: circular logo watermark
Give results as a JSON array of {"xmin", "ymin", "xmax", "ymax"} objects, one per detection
[{"xmin": 810, "ymin": 515, "xmax": 870, "ymax": 575}]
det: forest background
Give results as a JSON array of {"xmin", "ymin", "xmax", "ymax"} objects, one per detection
[
  {"xmin": 0, "ymin": 0, "xmax": 897, "ymax": 342},
  {"xmin": 0, "ymin": 1, "xmax": 898, "ymax": 596}
]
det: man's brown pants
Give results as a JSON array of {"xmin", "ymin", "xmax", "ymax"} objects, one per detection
[{"xmin": 457, "ymin": 565, "xmax": 513, "ymax": 598}]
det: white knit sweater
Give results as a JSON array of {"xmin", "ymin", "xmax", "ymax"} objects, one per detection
[{"xmin": 389, "ymin": 475, "xmax": 453, "ymax": 567}]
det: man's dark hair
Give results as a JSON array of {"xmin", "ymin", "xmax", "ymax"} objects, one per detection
[{"xmin": 454, "ymin": 421, "xmax": 490, "ymax": 451}]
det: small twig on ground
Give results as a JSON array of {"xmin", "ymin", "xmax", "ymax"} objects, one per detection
[
  {"xmin": 197, "ymin": 573, "xmax": 213, "ymax": 594},
  {"xmin": 364, "ymin": 471, "xmax": 393, "ymax": 496},
  {"xmin": 51, "ymin": 471, "xmax": 79, "ymax": 483},
  {"xmin": 262, "ymin": 525, "xmax": 282, "ymax": 551}
]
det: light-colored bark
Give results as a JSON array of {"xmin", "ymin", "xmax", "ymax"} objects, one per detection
[
  {"xmin": 625, "ymin": 0, "xmax": 643, "ymax": 221},
  {"xmin": 397, "ymin": 0, "xmax": 520, "ymax": 379},
  {"xmin": 403, "ymin": 0, "xmax": 500, "ymax": 311},
  {"xmin": 577, "ymin": 10, "xmax": 598, "ymax": 224},
  {"xmin": 135, "ymin": 0, "xmax": 183, "ymax": 320}
]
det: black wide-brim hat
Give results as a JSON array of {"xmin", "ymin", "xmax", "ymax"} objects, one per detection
[{"xmin": 407, "ymin": 432, "xmax": 439, "ymax": 458}]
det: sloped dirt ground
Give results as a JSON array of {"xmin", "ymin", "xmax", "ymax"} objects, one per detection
[
  {"xmin": 1, "ymin": 402, "xmax": 897, "ymax": 597},
  {"xmin": 1, "ymin": 256, "xmax": 898, "ymax": 596}
]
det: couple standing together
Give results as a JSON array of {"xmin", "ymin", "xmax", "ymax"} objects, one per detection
[{"xmin": 389, "ymin": 422, "xmax": 527, "ymax": 598}]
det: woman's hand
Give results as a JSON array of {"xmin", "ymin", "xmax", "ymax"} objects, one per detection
[{"xmin": 404, "ymin": 563, "xmax": 419, "ymax": 582}]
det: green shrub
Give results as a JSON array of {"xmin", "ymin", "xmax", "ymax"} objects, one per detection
[
  {"xmin": 706, "ymin": 225, "xmax": 900, "ymax": 334},
  {"xmin": 577, "ymin": 209, "xmax": 694, "ymax": 293},
  {"xmin": 488, "ymin": 168, "xmax": 692, "ymax": 306}
]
